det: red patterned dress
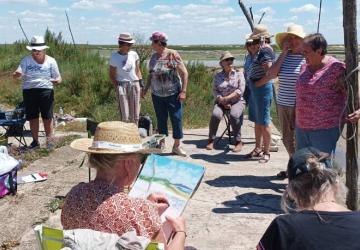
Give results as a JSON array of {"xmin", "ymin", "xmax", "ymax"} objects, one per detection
[{"xmin": 61, "ymin": 180, "xmax": 162, "ymax": 238}]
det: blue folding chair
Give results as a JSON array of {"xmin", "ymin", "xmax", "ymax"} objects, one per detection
[{"xmin": 0, "ymin": 107, "xmax": 27, "ymax": 147}]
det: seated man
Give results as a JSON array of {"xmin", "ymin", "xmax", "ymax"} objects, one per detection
[{"xmin": 206, "ymin": 51, "xmax": 245, "ymax": 152}]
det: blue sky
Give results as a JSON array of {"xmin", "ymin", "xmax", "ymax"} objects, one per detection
[{"xmin": 0, "ymin": 0, "xmax": 356, "ymax": 45}]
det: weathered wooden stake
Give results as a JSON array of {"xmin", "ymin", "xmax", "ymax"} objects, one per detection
[
  {"xmin": 238, "ymin": 0, "xmax": 254, "ymax": 31},
  {"xmin": 343, "ymin": 0, "xmax": 359, "ymax": 210},
  {"xmin": 65, "ymin": 11, "xmax": 76, "ymax": 45}
]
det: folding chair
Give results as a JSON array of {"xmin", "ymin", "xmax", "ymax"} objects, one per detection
[
  {"xmin": 0, "ymin": 107, "xmax": 27, "ymax": 147},
  {"xmin": 215, "ymin": 109, "xmax": 232, "ymax": 146}
]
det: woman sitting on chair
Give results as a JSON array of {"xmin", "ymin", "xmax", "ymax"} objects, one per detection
[
  {"xmin": 206, "ymin": 51, "xmax": 245, "ymax": 152},
  {"xmin": 61, "ymin": 121, "xmax": 186, "ymax": 249}
]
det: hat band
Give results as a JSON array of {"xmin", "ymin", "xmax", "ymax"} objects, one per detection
[
  {"xmin": 90, "ymin": 141, "xmax": 142, "ymax": 152},
  {"xmin": 30, "ymin": 43, "xmax": 46, "ymax": 47},
  {"xmin": 118, "ymin": 37, "xmax": 133, "ymax": 41}
]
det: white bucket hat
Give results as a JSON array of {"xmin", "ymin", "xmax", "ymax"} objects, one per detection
[
  {"xmin": 26, "ymin": 36, "xmax": 49, "ymax": 51},
  {"xmin": 117, "ymin": 32, "xmax": 135, "ymax": 44}
]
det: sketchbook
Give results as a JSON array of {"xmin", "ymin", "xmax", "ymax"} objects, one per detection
[{"xmin": 129, "ymin": 154, "xmax": 205, "ymax": 221}]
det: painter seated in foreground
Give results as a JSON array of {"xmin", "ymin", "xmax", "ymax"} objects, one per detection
[
  {"xmin": 61, "ymin": 121, "xmax": 186, "ymax": 250},
  {"xmin": 257, "ymin": 147, "xmax": 360, "ymax": 250}
]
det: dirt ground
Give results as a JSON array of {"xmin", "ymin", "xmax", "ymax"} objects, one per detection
[{"xmin": 0, "ymin": 119, "xmax": 297, "ymax": 249}]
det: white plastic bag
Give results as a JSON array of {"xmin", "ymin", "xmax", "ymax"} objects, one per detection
[{"xmin": 0, "ymin": 146, "xmax": 19, "ymax": 175}]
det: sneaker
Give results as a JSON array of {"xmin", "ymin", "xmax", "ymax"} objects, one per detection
[
  {"xmin": 233, "ymin": 141, "xmax": 243, "ymax": 152},
  {"xmin": 172, "ymin": 146, "xmax": 187, "ymax": 157},
  {"xmin": 29, "ymin": 140, "xmax": 40, "ymax": 149}
]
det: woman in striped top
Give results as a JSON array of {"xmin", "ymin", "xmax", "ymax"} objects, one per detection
[{"xmin": 255, "ymin": 25, "xmax": 306, "ymax": 176}]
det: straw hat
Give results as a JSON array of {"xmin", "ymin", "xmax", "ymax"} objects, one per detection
[
  {"xmin": 26, "ymin": 36, "xmax": 49, "ymax": 51},
  {"xmin": 118, "ymin": 32, "xmax": 135, "ymax": 44},
  {"xmin": 70, "ymin": 121, "xmax": 157, "ymax": 154},
  {"xmin": 275, "ymin": 24, "xmax": 306, "ymax": 49},
  {"xmin": 248, "ymin": 24, "xmax": 273, "ymax": 40},
  {"xmin": 219, "ymin": 51, "xmax": 235, "ymax": 62}
]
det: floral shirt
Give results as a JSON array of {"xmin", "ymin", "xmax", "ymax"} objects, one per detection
[
  {"xmin": 213, "ymin": 69, "xmax": 245, "ymax": 103},
  {"xmin": 61, "ymin": 180, "xmax": 161, "ymax": 238},
  {"xmin": 296, "ymin": 56, "xmax": 346, "ymax": 130},
  {"xmin": 149, "ymin": 49, "xmax": 183, "ymax": 97}
]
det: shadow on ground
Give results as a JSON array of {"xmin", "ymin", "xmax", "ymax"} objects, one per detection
[
  {"xmin": 206, "ymin": 175, "xmax": 285, "ymax": 214},
  {"xmin": 213, "ymin": 192, "xmax": 282, "ymax": 214},
  {"xmin": 189, "ymin": 150, "xmax": 259, "ymax": 164},
  {"xmin": 183, "ymin": 136, "xmax": 255, "ymax": 150},
  {"xmin": 206, "ymin": 175, "xmax": 286, "ymax": 193}
]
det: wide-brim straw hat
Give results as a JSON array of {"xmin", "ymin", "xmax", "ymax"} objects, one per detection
[
  {"xmin": 70, "ymin": 121, "xmax": 158, "ymax": 154},
  {"xmin": 219, "ymin": 51, "xmax": 235, "ymax": 62},
  {"xmin": 248, "ymin": 24, "xmax": 273, "ymax": 40},
  {"xmin": 275, "ymin": 24, "xmax": 306, "ymax": 49},
  {"xmin": 26, "ymin": 35, "xmax": 49, "ymax": 51},
  {"xmin": 118, "ymin": 32, "xmax": 135, "ymax": 44}
]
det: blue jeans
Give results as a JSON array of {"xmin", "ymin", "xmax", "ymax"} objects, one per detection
[
  {"xmin": 295, "ymin": 127, "xmax": 341, "ymax": 154},
  {"xmin": 152, "ymin": 94, "xmax": 183, "ymax": 139}
]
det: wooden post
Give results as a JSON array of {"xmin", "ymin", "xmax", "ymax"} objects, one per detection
[
  {"xmin": 238, "ymin": 0, "xmax": 254, "ymax": 31},
  {"xmin": 343, "ymin": 0, "xmax": 359, "ymax": 210}
]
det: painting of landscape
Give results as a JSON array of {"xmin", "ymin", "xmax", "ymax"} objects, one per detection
[{"xmin": 129, "ymin": 154, "xmax": 205, "ymax": 220}]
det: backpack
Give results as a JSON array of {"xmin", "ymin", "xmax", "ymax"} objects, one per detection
[
  {"xmin": 0, "ymin": 146, "xmax": 20, "ymax": 198},
  {"xmin": 138, "ymin": 115, "xmax": 153, "ymax": 136}
]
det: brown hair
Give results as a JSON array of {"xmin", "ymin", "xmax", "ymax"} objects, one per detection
[
  {"xmin": 282, "ymin": 155, "xmax": 345, "ymax": 212},
  {"xmin": 303, "ymin": 33, "xmax": 328, "ymax": 56}
]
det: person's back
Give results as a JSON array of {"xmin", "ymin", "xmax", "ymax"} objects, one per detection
[{"xmin": 258, "ymin": 211, "xmax": 360, "ymax": 250}]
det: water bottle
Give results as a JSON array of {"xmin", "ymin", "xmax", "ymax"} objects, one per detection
[{"xmin": 59, "ymin": 107, "xmax": 64, "ymax": 117}]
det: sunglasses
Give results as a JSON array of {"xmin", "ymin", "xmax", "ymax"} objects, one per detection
[
  {"xmin": 225, "ymin": 58, "xmax": 234, "ymax": 62},
  {"xmin": 246, "ymin": 40, "xmax": 260, "ymax": 46}
]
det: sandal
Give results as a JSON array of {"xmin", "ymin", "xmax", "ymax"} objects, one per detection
[
  {"xmin": 259, "ymin": 153, "xmax": 270, "ymax": 163},
  {"xmin": 245, "ymin": 148, "xmax": 263, "ymax": 159},
  {"xmin": 276, "ymin": 170, "xmax": 288, "ymax": 179}
]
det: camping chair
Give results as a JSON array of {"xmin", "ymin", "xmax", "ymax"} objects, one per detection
[
  {"xmin": 215, "ymin": 109, "xmax": 232, "ymax": 146},
  {"xmin": 0, "ymin": 104, "xmax": 27, "ymax": 147},
  {"xmin": 34, "ymin": 225, "xmax": 162, "ymax": 250}
]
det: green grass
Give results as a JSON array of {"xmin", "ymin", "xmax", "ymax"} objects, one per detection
[{"xmin": 0, "ymin": 29, "xmax": 216, "ymax": 129}]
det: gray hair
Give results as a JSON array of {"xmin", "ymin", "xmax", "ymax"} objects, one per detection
[{"xmin": 281, "ymin": 157, "xmax": 346, "ymax": 212}]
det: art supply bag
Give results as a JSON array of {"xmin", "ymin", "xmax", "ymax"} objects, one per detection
[{"xmin": 0, "ymin": 146, "xmax": 20, "ymax": 197}]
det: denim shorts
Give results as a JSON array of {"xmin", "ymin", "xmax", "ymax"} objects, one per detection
[{"xmin": 295, "ymin": 127, "xmax": 341, "ymax": 154}]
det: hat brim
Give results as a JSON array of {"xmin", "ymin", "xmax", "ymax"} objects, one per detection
[
  {"xmin": 70, "ymin": 137, "xmax": 161, "ymax": 154},
  {"xmin": 275, "ymin": 32, "xmax": 306, "ymax": 49},
  {"xmin": 26, "ymin": 45, "xmax": 49, "ymax": 51},
  {"xmin": 118, "ymin": 39, "xmax": 135, "ymax": 44},
  {"xmin": 220, "ymin": 56, "xmax": 235, "ymax": 62},
  {"xmin": 248, "ymin": 33, "xmax": 273, "ymax": 41}
]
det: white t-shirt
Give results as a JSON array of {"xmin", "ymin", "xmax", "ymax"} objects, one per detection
[
  {"xmin": 16, "ymin": 55, "xmax": 60, "ymax": 90},
  {"xmin": 109, "ymin": 51, "xmax": 139, "ymax": 82}
]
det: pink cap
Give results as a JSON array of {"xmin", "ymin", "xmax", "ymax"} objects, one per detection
[{"xmin": 150, "ymin": 31, "xmax": 168, "ymax": 42}]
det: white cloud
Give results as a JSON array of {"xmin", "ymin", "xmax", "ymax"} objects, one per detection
[
  {"xmin": 158, "ymin": 13, "xmax": 180, "ymax": 20},
  {"xmin": 210, "ymin": 0, "xmax": 228, "ymax": 4},
  {"xmin": 152, "ymin": 5, "xmax": 173, "ymax": 12},
  {"xmin": 71, "ymin": 0, "xmax": 111, "ymax": 10},
  {"xmin": 290, "ymin": 4, "xmax": 319, "ymax": 13},
  {"xmin": 0, "ymin": 0, "xmax": 47, "ymax": 4},
  {"xmin": 71, "ymin": 0, "xmax": 143, "ymax": 10},
  {"xmin": 249, "ymin": 0, "xmax": 291, "ymax": 3},
  {"xmin": 258, "ymin": 7, "xmax": 275, "ymax": 14}
]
